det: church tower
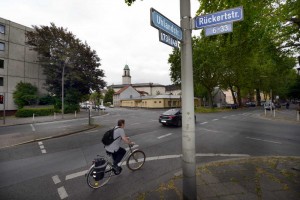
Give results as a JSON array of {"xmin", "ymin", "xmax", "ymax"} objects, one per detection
[{"xmin": 122, "ymin": 64, "xmax": 131, "ymax": 85}]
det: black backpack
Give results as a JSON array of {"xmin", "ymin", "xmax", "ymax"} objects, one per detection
[{"xmin": 101, "ymin": 127, "xmax": 119, "ymax": 146}]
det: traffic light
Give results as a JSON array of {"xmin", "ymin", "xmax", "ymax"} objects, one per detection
[{"xmin": 0, "ymin": 95, "xmax": 3, "ymax": 104}]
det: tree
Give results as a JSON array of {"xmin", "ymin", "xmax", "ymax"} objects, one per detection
[
  {"xmin": 26, "ymin": 23, "xmax": 106, "ymax": 112},
  {"xmin": 13, "ymin": 82, "xmax": 38, "ymax": 108},
  {"xmin": 104, "ymin": 88, "xmax": 115, "ymax": 104}
]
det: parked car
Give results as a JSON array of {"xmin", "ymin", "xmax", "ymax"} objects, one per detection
[
  {"xmin": 245, "ymin": 102, "xmax": 256, "ymax": 107},
  {"xmin": 159, "ymin": 109, "xmax": 196, "ymax": 127},
  {"xmin": 109, "ymin": 105, "xmax": 114, "ymax": 108},
  {"xmin": 99, "ymin": 105, "xmax": 106, "ymax": 110},
  {"xmin": 224, "ymin": 103, "xmax": 238, "ymax": 109}
]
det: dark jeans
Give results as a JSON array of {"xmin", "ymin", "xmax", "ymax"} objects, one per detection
[{"xmin": 107, "ymin": 147, "xmax": 126, "ymax": 166}]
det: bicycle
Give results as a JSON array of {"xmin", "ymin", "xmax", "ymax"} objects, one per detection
[{"xmin": 86, "ymin": 144, "xmax": 146, "ymax": 189}]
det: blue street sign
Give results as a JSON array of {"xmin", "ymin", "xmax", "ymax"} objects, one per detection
[
  {"xmin": 151, "ymin": 8, "xmax": 183, "ymax": 41},
  {"xmin": 194, "ymin": 6, "xmax": 243, "ymax": 29},
  {"xmin": 159, "ymin": 30, "xmax": 179, "ymax": 48},
  {"xmin": 205, "ymin": 23, "xmax": 233, "ymax": 36}
]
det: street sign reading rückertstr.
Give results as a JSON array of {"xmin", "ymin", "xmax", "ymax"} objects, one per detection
[{"xmin": 194, "ymin": 6, "xmax": 243, "ymax": 29}]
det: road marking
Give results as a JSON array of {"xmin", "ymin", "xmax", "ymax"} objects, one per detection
[
  {"xmin": 212, "ymin": 119, "xmax": 219, "ymax": 121},
  {"xmin": 30, "ymin": 124, "xmax": 36, "ymax": 132},
  {"xmin": 57, "ymin": 186, "xmax": 68, "ymax": 199},
  {"xmin": 200, "ymin": 122, "xmax": 208, "ymax": 125},
  {"xmin": 157, "ymin": 133, "xmax": 173, "ymax": 139},
  {"xmin": 222, "ymin": 116, "xmax": 228, "ymax": 118},
  {"xmin": 60, "ymin": 125, "xmax": 71, "ymax": 128},
  {"xmin": 64, "ymin": 153, "xmax": 250, "ymax": 181},
  {"xmin": 66, "ymin": 170, "xmax": 87, "ymax": 180},
  {"xmin": 38, "ymin": 141, "xmax": 47, "ymax": 154},
  {"xmin": 246, "ymin": 137, "xmax": 282, "ymax": 144},
  {"xmin": 52, "ymin": 175, "xmax": 61, "ymax": 184}
]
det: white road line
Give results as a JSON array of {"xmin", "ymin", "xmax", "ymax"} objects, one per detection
[
  {"xmin": 199, "ymin": 128, "xmax": 219, "ymax": 133},
  {"xmin": 41, "ymin": 149, "xmax": 47, "ymax": 154},
  {"xmin": 30, "ymin": 124, "xmax": 36, "ymax": 132},
  {"xmin": 157, "ymin": 133, "xmax": 173, "ymax": 139},
  {"xmin": 200, "ymin": 122, "xmax": 208, "ymax": 125},
  {"xmin": 39, "ymin": 145, "xmax": 45, "ymax": 149},
  {"xmin": 52, "ymin": 175, "xmax": 61, "ymax": 184},
  {"xmin": 64, "ymin": 153, "xmax": 250, "ymax": 181},
  {"xmin": 246, "ymin": 137, "xmax": 282, "ymax": 144},
  {"xmin": 60, "ymin": 125, "xmax": 71, "ymax": 128},
  {"xmin": 212, "ymin": 119, "xmax": 219, "ymax": 121},
  {"xmin": 222, "ymin": 116, "xmax": 228, "ymax": 118},
  {"xmin": 38, "ymin": 141, "xmax": 43, "ymax": 145},
  {"xmin": 66, "ymin": 170, "xmax": 88, "ymax": 180},
  {"xmin": 57, "ymin": 186, "xmax": 68, "ymax": 199}
]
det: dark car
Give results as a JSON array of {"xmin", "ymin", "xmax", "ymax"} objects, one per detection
[
  {"xmin": 159, "ymin": 109, "xmax": 182, "ymax": 127},
  {"xmin": 159, "ymin": 109, "xmax": 196, "ymax": 127}
]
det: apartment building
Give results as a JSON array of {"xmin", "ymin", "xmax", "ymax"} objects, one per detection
[{"xmin": 0, "ymin": 17, "xmax": 46, "ymax": 111}]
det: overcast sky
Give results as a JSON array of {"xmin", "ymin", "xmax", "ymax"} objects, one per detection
[{"xmin": 2, "ymin": 0, "xmax": 200, "ymax": 86}]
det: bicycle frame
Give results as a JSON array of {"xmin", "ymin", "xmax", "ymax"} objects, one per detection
[{"xmin": 105, "ymin": 144, "xmax": 139, "ymax": 167}]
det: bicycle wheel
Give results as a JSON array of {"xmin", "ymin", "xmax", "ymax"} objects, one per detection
[
  {"xmin": 126, "ymin": 150, "xmax": 146, "ymax": 171},
  {"xmin": 86, "ymin": 163, "xmax": 113, "ymax": 189}
]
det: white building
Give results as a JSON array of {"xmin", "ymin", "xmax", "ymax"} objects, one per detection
[{"xmin": 0, "ymin": 17, "xmax": 46, "ymax": 111}]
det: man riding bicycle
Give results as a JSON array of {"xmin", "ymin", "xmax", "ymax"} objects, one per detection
[{"xmin": 104, "ymin": 119, "xmax": 134, "ymax": 174}]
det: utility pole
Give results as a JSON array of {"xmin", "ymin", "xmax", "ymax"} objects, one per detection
[{"xmin": 180, "ymin": 0, "xmax": 196, "ymax": 199}]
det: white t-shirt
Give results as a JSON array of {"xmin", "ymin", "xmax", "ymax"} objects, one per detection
[{"xmin": 105, "ymin": 126, "xmax": 125, "ymax": 153}]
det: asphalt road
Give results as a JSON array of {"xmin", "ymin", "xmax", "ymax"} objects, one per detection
[{"xmin": 0, "ymin": 108, "xmax": 299, "ymax": 199}]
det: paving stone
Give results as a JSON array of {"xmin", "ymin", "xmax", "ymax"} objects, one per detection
[
  {"xmin": 200, "ymin": 173, "xmax": 220, "ymax": 184},
  {"xmin": 223, "ymin": 182, "xmax": 247, "ymax": 195},
  {"xmin": 197, "ymin": 184, "xmax": 218, "ymax": 198},
  {"xmin": 210, "ymin": 183, "xmax": 233, "ymax": 196}
]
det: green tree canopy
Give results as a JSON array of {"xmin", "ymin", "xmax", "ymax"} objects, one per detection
[
  {"xmin": 26, "ymin": 23, "xmax": 106, "ymax": 111},
  {"xmin": 104, "ymin": 88, "xmax": 115, "ymax": 104}
]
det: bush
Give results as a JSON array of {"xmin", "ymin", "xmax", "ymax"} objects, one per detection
[{"xmin": 15, "ymin": 107, "xmax": 58, "ymax": 117}]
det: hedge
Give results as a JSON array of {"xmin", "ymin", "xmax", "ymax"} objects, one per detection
[{"xmin": 15, "ymin": 107, "xmax": 59, "ymax": 118}]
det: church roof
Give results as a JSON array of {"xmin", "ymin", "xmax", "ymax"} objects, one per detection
[{"xmin": 124, "ymin": 64, "xmax": 130, "ymax": 70}]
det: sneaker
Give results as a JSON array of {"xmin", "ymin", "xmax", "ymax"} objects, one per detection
[{"xmin": 113, "ymin": 166, "xmax": 122, "ymax": 175}]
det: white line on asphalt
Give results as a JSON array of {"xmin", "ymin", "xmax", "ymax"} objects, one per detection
[
  {"xmin": 39, "ymin": 145, "xmax": 45, "ymax": 149},
  {"xmin": 30, "ymin": 124, "xmax": 36, "ymax": 132},
  {"xmin": 41, "ymin": 149, "xmax": 47, "ymax": 154},
  {"xmin": 38, "ymin": 141, "xmax": 43, "ymax": 145},
  {"xmin": 52, "ymin": 175, "xmax": 61, "ymax": 184},
  {"xmin": 64, "ymin": 153, "xmax": 250, "ymax": 181},
  {"xmin": 212, "ymin": 119, "xmax": 219, "ymax": 121},
  {"xmin": 38, "ymin": 142, "xmax": 47, "ymax": 154},
  {"xmin": 59, "ymin": 125, "xmax": 71, "ymax": 128},
  {"xmin": 57, "ymin": 186, "xmax": 68, "ymax": 199},
  {"xmin": 66, "ymin": 170, "xmax": 87, "ymax": 180},
  {"xmin": 200, "ymin": 122, "xmax": 208, "ymax": 125},
  {"xmin": 222, "ymin": 116, "xmax": 228, "ymax": 118},
  {"xmin": 157, "ymin": 133, "xmax": 173, "ymax": 139},
  {"xmin": 246, "ymin": 137, "xmax": 282, "ymax": 144}
]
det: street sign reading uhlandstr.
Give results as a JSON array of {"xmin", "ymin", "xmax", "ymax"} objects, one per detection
[
  {"xmin": 151, "ymin": 8, "xmax": 183, "ymax": 41},
  {"xmin": 159, "ymin": 30, "xmax": 179, "ymax": 48},
  {"xmin": 194, "ymin": 6, "xmax": 243, "ymax": 29},
  {"xmin": 205, "ymin": 23, "xmax": 233, "ymax": 36}
]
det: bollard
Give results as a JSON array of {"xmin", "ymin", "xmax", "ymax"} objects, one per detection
[
  {"xmin": 265, "ymin": 109, "xmax": 267, "ymax": 116},
  {"xmin": 33, "ymin": 113, "xmax": 35, "ymax": 123},
  {"xmin": 297, "ymin": 111, "xmax": 299, "ymax": 121},
  {"xmin": 54, "ymin": 112, "xmax": 56, "ymax": 120},
  {"xmin": 75, "ymin": 111, "xmax": 77, "ymax": 118},
  {"xmin": 273, "ymin": 109, "xmax": 276, "ymax": 118}
]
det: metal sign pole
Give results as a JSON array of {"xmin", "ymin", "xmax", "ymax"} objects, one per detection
[{"xmin": 180, "ymin": 0, "xmax": 196, "ymax": 199}]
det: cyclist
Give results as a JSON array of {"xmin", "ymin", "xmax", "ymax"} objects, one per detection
[{"xmin": 105, "ymin": 119, "xmax": 133, "ymax": 174}]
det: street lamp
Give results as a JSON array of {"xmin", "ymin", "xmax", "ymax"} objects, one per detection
[{"xmin": 62, "ymin": 57, "xmax": 70, "ymax": 119}]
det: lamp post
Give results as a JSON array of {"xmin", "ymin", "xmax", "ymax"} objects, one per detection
[{"xmin": 62, "ymin": 57, "xmax": 70, "ymax": 119}]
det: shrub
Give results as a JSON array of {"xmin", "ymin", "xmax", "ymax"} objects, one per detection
[{"xmin": 15, "ymin": 107, "xmax": 58, "ymax": 117}]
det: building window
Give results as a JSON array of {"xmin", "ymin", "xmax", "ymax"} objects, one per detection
[
  {"xmin": 0, "ymin": 42, "xmax": 4, "ymax": 51},
  {"xmin": 0, "ymin": 77, "xmax": 3, "ymax": 86},
  {"xmin": 154, "ymin": 101, "xmax": 157, "ymax": 103},
  {"xmin": 0, "ymin": 59, "xmax": 3, "ymax": 68},
  {"xmin": 0, "ymin": 24, "xmax": 4, "ymax": 34}
]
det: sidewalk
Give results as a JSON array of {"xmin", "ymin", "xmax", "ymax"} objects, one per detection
[
  {"xmin": 136, "ymin": 157, "xmax": 300, "ymax": 200},
  {"xmin": 0, "ymin": 109, "xmax": 102, "ymax": 148}
]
